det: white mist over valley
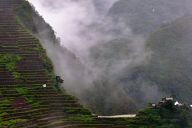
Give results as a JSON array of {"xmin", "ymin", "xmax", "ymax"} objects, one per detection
[{"xmin": 27, "ymin": 0, "xmax": 192, "ymax": 115}]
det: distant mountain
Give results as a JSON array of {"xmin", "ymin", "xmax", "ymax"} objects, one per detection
[
  {"xmin": 86, "ymin": 16, "xmax": 192, "ymax": 114},
  {"xmin": 108, "ymin": 0, "xmax": 192, "ymax": 35},
  {"xmin": 143, "ymin": 16, "xmax": 192, "ymax": 101},
  {"xmin": 67, "ymin": 0, "xmax": 192, "ymax": 114}
]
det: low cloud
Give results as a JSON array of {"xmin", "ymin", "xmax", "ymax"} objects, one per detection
[{"xmin": 27, "ymin": 0, "xmax": 161, "ymax": 115}]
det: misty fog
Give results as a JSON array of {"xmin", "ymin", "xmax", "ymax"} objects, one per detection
[{"xmin": 26, "ymin": 0, "xmax": 192, "ymax": 115}]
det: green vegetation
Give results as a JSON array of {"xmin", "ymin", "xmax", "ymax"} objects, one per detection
[
  {"xmin": 129, "ymin": 107, "xmax": 192, "ymax": 128},
  {"xmin": 40, "ymin": 54, "xmax": 54, "ymax": 73},
  {"xmin": 39, "ymin": 51, "xmax": 61, "ymax": 91},
  {"xmin": 16, "ymin": 86, "xmax": 40, "ymax": 107},
  {"xmin": 16, "ymin": 0, "xmax": 36, "ymax": 33},
  {"xmin": 0, "ymin": 99, "xmax": 11, "ymax": 107},
  {"xmin": 0, "ymin": 54, "xmax": 22, "ymax": 79},
  {"xmin": 16, "ymin": 87, "xmax": 28, "ymax": 95},
  {"xmin": 0, "ymin": 92, "xmax": 11, "ymax": 109},
  {"xmin": 16, "ymin": 0, "xmax": 62, "ymax": 92},
  {"xmin": 64, "ymin": 108, "xmax": 91, "ymax": 115},
  {"xmin": 0, "ymin": 118, "xmax": 27, "ymax": 127},
  {"xmin": 67, "ymin": 115, "xmax": 94, "ymax": 123},
  {"xmin": 0, "ymin": 99, "xmax": 26, "ymax": 127},
  {"xmin": 95, "ymin": 103, "xmax": 191, "ymax": 128},
  {"xmin": 64, "ymin": 103, "xmax": 192, "ymax": 127}
]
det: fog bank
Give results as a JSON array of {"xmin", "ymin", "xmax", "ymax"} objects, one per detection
[{"xmin": 27, "ymin": 0, "xmax": 163, "ymax": 115}]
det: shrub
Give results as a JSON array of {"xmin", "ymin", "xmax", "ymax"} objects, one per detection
[{"xmin": 0, "ymin": 54, "xmax": 22, "ymax": 79}]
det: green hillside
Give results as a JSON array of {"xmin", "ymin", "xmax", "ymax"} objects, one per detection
[{"xmin": 0, "ymin": 0, "xmax": 191, "ymax": 127}]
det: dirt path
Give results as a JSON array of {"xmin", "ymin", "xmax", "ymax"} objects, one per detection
[{"xmin": 97, "ymin": 114, "xmax": 136, "ymax": 118}]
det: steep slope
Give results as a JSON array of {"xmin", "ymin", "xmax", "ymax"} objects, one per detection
[
  {"xmin": 16, "ymin": 0, "xmax": 93, "ymax": 102},
  {"xmin": 0, "ymin": 0, "xmax": 96, "ymax": 127},
  {"xmin": 0, "ymin": 0, "xmax": 123, "ymax": 127},
  {"xmin": 1, "ymin": 0, "xmax": 192, "ymax": 127}
]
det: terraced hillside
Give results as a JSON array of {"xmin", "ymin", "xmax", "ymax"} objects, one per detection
[
  {"xmin": 1, "ymin": 0, "xmax": 192, "ymax": 127},
  {"xmin": 0, "ymin": 0, "xmax": 133, "ymax": 127}
]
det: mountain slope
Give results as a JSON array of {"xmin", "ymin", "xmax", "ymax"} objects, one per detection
[
  {"xmin": 0, "ymin": 0, "xmax": 191, "ymax": 127},
  {"xmin": 144, "ymin": 16, "xmax": 192, "ymax": 101},
  {"xmin": 87, "ymin": 15, "xmax": 192, "ymax": 114},
  {"xmin": 0, "ymin": 0, "xmax": 99, "ymax": 127},
  {"xmin": 120, "ymin": 16, "xmax": 192, "ymax": 105},
  {"xmin": 108, "ymin": 0, "xmax": 192, "ymax": 35}
]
